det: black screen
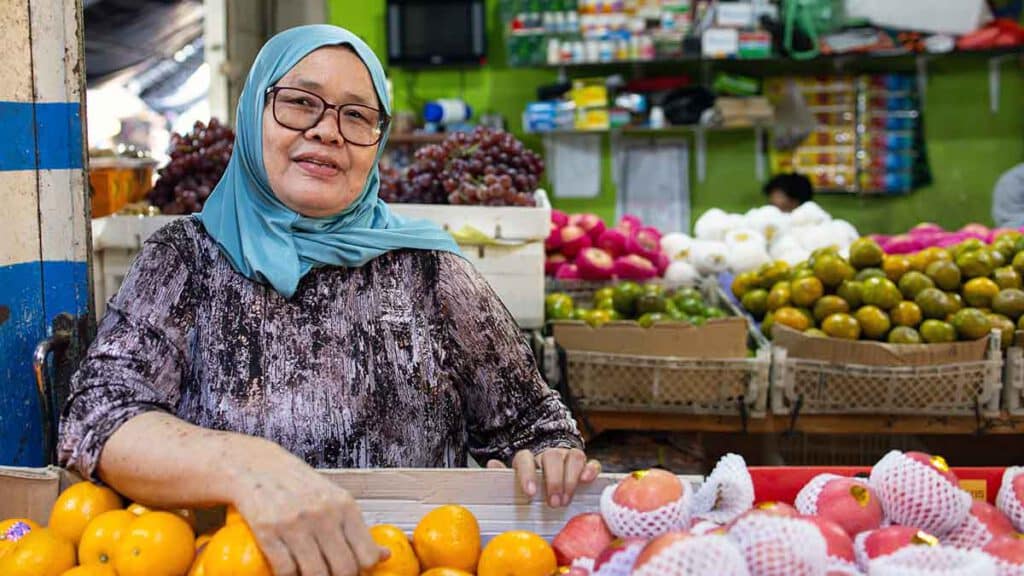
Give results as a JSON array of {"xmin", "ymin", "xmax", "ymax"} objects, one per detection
[{"xmin": 388, "ymin": 0, "xmax": 484, "ymax": 65}]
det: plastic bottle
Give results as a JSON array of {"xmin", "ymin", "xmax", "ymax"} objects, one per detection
[{"xmin": 423, "ymin": 100, "xmax": 473, "ymax": 125}]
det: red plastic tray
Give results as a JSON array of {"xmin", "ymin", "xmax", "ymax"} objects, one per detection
[{"xmin": 749, "ymin": 467, "xmax": 1007, "ymax": 505}]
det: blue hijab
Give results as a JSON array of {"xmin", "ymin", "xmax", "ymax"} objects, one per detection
[{"xmin": 198, "ymin": 25, "xmax": 460, "ymax": 298}]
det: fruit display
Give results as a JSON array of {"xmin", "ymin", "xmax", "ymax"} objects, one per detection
[
  {"xmin": 545, "ymin": 282, "xmax": 728, "ymax": 328},
  {"xmin": 670, "ymin": 202, "xmax": 860, "ymax": 274},
  {"xmin": 148, "ymin": 119, "xmax": 235, "ymax": 215},
  {"xmin": 379, "ymin": 127, "xmax": 543, "ymax": 207},
  {"xmin": 873, "ymin": 222, "xmax": 1024, "ymax": 255},
  {"xmin": 732, "ymin": 234, "xmax": 1024, "ymax": 346},
  {"xmin": 546, "ymin": 213, "xmax": 671, "ymax": 283},
  {"xmin": 5, "ymin": 453, "xmax": 1024, "ymax": 576}
]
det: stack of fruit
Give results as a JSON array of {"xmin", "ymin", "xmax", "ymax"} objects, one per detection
[
  {"xmin": 147, "ymin": 119, "xmax": 234, "ymax": 215},
  {"xmin": 548, "ymin": 451, "xmax": 1024, "ymax": 575},
  {"xmin": 546, "ymin": 213, "xmax": 670, "ymax": 282},
  {"xmin": 732, "ymin": 234, "xmax": 1024, "ymax": 345},
  {"xmin": 873, "ymin": 222, "xmax": 1024, "ymax": 255},
  {"xmin": 546, "ymin": 283, "xmax": 727, "ymax": 328}
]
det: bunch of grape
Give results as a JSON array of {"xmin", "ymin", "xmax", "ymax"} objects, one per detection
[
  {"xmin": 381, "ymin": 127, "xmax": 544, "ymax": 206},
  {"xmin": 148, "ymin": 118, "xmax": 234, "ymax": 214}
]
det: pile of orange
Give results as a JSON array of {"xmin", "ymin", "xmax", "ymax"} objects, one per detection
[{"xmin": 2, "ymin": 483, "xmax": 557, "ymax": 576}]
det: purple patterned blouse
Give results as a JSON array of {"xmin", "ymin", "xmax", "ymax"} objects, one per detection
[{"xmin": 58, "ymin": 217, "xmax": 581, "ymax": 479}]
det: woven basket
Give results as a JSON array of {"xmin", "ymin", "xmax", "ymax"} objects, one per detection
[
  {"xmin": 563, "ymin": 349, "xmax": 770, "ymax": 417},
  {"xmin": 771, "ymin": 335, "xmax": 1003, "ymax": 417}
]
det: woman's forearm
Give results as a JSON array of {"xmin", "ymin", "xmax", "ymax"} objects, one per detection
[{"xmin": 95, "ymin": 411, "xmax": 291, "ymax": 509}]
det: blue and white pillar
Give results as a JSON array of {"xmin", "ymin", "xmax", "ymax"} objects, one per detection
[{"xmin": 0, "ymin": 0, "xmax": 91, "ymax": 466}]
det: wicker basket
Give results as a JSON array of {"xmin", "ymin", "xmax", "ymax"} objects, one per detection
[
  {"xmin": 770, "ymin": 334, "xmax": 1003, "ymax": 417},
  {"xmin": 561, "ymin": 348, "xmax": 770, "ymax": 417}
]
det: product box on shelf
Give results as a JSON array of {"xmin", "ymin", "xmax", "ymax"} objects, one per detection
[
  {"xmin": 0, "ymin": 466, "xmax": 702, "ymax": 541},
  {"xmin": 550, "ymin": 314, "xmax": 770, "ymax": 418},
  {"xmin": 770, "ymin": 325, "xmax": 1003, "ymax": 418}
]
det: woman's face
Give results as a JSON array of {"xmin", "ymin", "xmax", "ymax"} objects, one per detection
[{"xmin": 262, "ymin": 47, "xmax": 381, "ymax": 218}]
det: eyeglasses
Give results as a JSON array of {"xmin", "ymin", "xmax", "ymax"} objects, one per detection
[{"xmin": 265, "ymin": 86, "xmax": 388, "ymax": 147}]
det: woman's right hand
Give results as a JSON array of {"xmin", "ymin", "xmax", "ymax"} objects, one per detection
[{"xmin": 227, "ymin": 442, "xmax": 388, "ymax": 576}]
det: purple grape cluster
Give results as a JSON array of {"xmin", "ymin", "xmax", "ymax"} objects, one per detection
[
  {"xmin": 148, "ymin": 118, "xmax": 234, "ymax": 214},
  {"xmin": 379, "ymin": 127, "xmax": 544, "ymax": 206}
]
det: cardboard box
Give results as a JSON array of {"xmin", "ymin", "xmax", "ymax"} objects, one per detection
[
  {"xmin": 553, "ymin": 317, "xmax": 749, "ymax": 359},
  {"xmin": 0, "ymin": 467, "xmax": 702, "ymax": 541},
  {"xmin": 772, "ymin": 324, "xmax": 990, "ymax": 367}
]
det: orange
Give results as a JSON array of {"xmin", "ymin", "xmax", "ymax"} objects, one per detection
[
  {"xmin": 224, "ymin": 506, "xmax": 245, "ymax": 527},
  {"xmin": 0, "ymin": 518, "xmax": 41, "ymax": 558},
  {"xmin": 366, "ymin": 524, "xmax": 419, "ymax": 576},
  {"xmin": 477, "ymin": 530, "xmax": 557, "ymax": 576},
  {"xmin": 882, "ymin": 255, "xmax": 912, "ymax": 282},
  {"xmin": 420, "ymin": 569, "xmax": 474, "ymax": 576},
  {"xmin": 48, "ymin": 482, "xmax": 123, "ymax": 547},
  {"xmin": 790, "ymin": 277, "xmax": 824, "ymax": 308},
  {"xmin": 963, "ymin": 277, "xmax": 1000, "ymax": 308},
  {"xmin": 195, "ymin": 533, "xmax": 213, "ymax": 550},
  {"xmin": 413, "ymin": 505, "xmax": 481, "ymax": 573},
  {"xmin": 79, "ymin": 509, "xmax": 134, "ymax": 565},
  {"xmin": 0, "ymin": 527, "xmax": 76, "ymax": 576},
  {"xmin": 61, "ymin": 566, "xmax": 117, "ymax": 576},
  {"xmin": 891, "ymin": 301, "xmax": 923, "ymax": 328},
  {"xmin": 200, "ymin": 520, "xmax": 271, "ymax": 576},
  {"xmin": 127, "ymin": 504, "xmax": 197, "ymax": 530},
  {"xmin": 822, "ymin": 313, "xmax": 861, "ymax": 340},
  {"xmin": 126, "ymin": 503, "xmax": 150, "ymax": 516},
  {"xmin": 773, "ymin": 307, "xmax": 811, "ymax": 333},
  {"xmin": 114, "ymin": 511, "xmax": 195, "ymax": 576}
]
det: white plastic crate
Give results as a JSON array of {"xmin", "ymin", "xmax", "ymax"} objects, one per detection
[
  {"xmin": 770, "ymin": 334, "xmax": 1003, "ymax": 418},
  {"xmin": 1002, "ymin": 339, "xmax": 1024, "ymax": 415},
  {"xmin": 389, "ymin": 189, "xmax": 551, "ymax": 241}
]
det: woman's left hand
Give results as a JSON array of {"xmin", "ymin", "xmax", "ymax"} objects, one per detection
[{"xmin": 487, "ymin": 449, "xmax": 601, "ymax": 508}]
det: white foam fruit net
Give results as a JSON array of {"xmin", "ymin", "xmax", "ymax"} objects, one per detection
[
  {"xmin": 990, "ymin": 557, "xmax": 1024, "ymax": 576},
  {"xmin": 690, "ymin": 519, "xmax": 726, "ymax": 536},
  {"xmin": 942, "ymin": 505, "xmax": 1003, "ymax": 550},
  {"xmin": 728, "ymin": 514, "xmax": 829, "ymax": 576},
  {"xmin": 592, "ymin": 539, "xmax": 647, "ymax": 576},
  {"xmin": 853, "ymin": 528, "xmax": 930, "ymax": 570},
  {"xmin": 997, "ymin": 467, "xmax": 1024, "ymax": 533},
  {"xmin": 599, "ymin": 482, "xmax": 692, "ymax": 538},
  {"xmin": 631, "ymin": 534, "xmax": 751, "ymax": 576},
  {"xmin": 691, "ymin": 453, "xmax": 755, "ymax": 525},
  {"xmin": 571, "ymin": 556, "xmax": 596, "ymax": 573},
  {"xmin": 795, "ymin": 473, "xmax": 845, "ymax": 516},
  {"xmin": 826, "ymin": 558, "xmax": 865, "ymax": 576},
  {"xmin": 868, "ymin": 451, "xmax": 972, "ymax": 537},
  {"xmin": 868, "ymin": 545, "xmax": 997, "ymax": 576}
]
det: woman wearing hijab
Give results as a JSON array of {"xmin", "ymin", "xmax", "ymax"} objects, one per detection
[{"xmin": 59, "ymin": 25, "xmax": 596, "ymax": 576}]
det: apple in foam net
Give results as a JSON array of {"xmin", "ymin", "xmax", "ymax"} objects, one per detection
[
  {"xmin": 904, "ymin": 452, "xmax": 960, "ymax": 486},
  {"xmin": 560, "ymin": 225, "xmax": 593, "ymax": 258},
  {"xmin": 551, "ymin": 209, "xmax": 570, "ymax": 228},
  {"xmin": 960, "ymin": 500, "xmax": 1015, "ymax": 544},
  {"xmin": 805, "ymin": 516, "xmax": 855, "ymax": 563},
  {"xmin": 546, "ymin": 253, "xmax": 568, "ymax": 276},
  {"xmin": 546, "ymin": 221, "xmax": 564, "ymax": 252},
  {"xmin": 984, "ymin": 534, "xmax": 1024, "ymax": 566},
  {"xmin": 555, "ymin": 263, "xmax": 581, "ymax": 280},
  {"xmin": 815, "ymin": 478, "xmax": 885, "ymax": 537},
  {"xmin": 596, "ymin": 228, "xmax": 629, "ymax": 257},
  {"xmin": 576, "ymin": 248, "xmax": 615, "ymax": 281},
  {"xmin": 592, "ymin": 537, "xmax": 648, "ymax": 574},
  {"xmin": 630, "ymin": 531, "xmax": 691, "ymax": 572},
  {"xmin": 625, "ymin": 227, "xmax": 663, "ymax": 262},
  {"xmin": 613, "ymin": 255, "xmax": 658, "ymax": 281},
  {"xmin": 551, "ymin": 512, "xmax": 616, "ymax": 567},
  {"xmin": 859, "ymin": 526, "xmax": 937, "ymax": 561},
  {"xmin": 612, "ymin": 469, "xmax": 684, "ymax": 513},
  {"xmin": 1013, "ymin": 473, "xmax": 1024, "ymax": 511},
  {"xmin": 570, "ymin": 213, "xmax": 607, "ymax": 242}
]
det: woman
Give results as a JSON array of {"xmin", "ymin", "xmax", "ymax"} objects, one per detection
[{"xmin": 59, "ymin": 25, "xmax": 598, "ymax": 576}]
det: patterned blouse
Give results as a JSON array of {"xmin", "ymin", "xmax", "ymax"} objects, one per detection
[{"xmin": 58, "ymin": 217, "xmax": 581, "ymax": 480}]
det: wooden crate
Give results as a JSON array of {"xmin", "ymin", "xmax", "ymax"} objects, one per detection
[{"xmin": 0, "ymin": 467, "xmax": 702, "ymax": 541}]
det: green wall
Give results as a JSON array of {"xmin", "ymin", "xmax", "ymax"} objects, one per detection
[{"xmin": 330, "ymin": 1, "xmax": 1023, "ymax": 235}]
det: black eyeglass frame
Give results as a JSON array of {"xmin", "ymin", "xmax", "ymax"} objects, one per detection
[{"xmin": 264, "ymin": 85, "xmax": 390, "ymax": 147}]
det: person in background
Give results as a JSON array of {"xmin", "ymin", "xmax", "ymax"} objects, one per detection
[
  {"xmin": 764, "ymin": 172, "xmax": 814, "ymax": 213},
  {"xmin": 992, "ymin": 163, "xmax": 1024, "ymax": 228}
]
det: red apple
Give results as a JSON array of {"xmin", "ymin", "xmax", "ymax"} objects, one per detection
[
  {"xmin": 806, "ymin": 516, "xmax": 855, "ymax": 563},
  {"xmin": 592, "ymin": 537, "xmax": 647, "ymax": 575},
  {"xmin": 984, "ymin": 534, "xmax": 1024, "ymax": 566},
  {"xmin": 618, "ymin": 214, "xmax": 643, "ymax": 234},
  {"xmin": 556, "ymin": 263, "xmax": 581, "ymax": 281},
  {"xmin": 814, "ymin": 477, "xmax": 885, "ymax": 537},
  {"xmin": 571, "ymin": 213, "xmax": 607, "ymax": 242},
  {"xmin": 551, "ymin": 209, "xmax": 570, "ymax": 228},
  {"xmin": 612, "ymin": 469, "xmax": 684, "ymax": 513},
  {"xmin": 726, "ymin": 501, "xmax": 799, "ymax": 531},
  {"xmin": 612, "ymin": 255, "xmax": 657, "ymax": 281},
  {"xmin": 596, "ymin": 228, "xmax": 629, "ymax": 257},
  {"xmin": 945, "ymin": 500, "xmax": 1015, "ymax": 549},
  {"xmin": 654, "ymin": 252, "xmax": 670, "ymax": 276},
  {"xmin": 546, "ymin": 221, "xmax": 564, "ymax": 252},
  {"xmin": 546, "ymin": 253, "xmax": 568, "ymax": 276},
  {"xmin": 560, "ymin": 225, "xmax": 593, "ymax": 258},
  {"xmin": 905, "ymin": 452, "xmax": 960, "ymax": 487},
  {"xmin": 576, "ymin": 248, "xmax": 615, "ymax": 281},
  {"xmin": 625, "ymin": 227, "xmax": 663, "ymax": 262},
  {"xmin": 1014, "ymin": 473, "xmax": 1024, "ymax": 512},
  {"xmin": 631, "ymin": 531, "xmax": 692, "ymax": 571},
  {"xmin": 857, "ymin": 526, "xmax": 936, "ymax": 564},
  {"xmin": 552, "ymin": 513, "xmax": 616, "ymax": 567}
]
